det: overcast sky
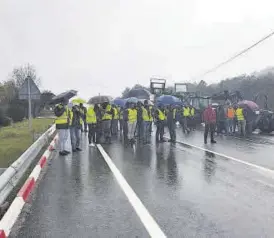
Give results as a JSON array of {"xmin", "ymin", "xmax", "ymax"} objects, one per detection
[{"xmin": 1, "ymin": 0, "xmax": 274, "ymax": 99}]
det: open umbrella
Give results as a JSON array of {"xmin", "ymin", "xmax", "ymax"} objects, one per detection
[
  {"xmin": 125, "ymin": 97, "xmax": 139, "ymax": 104},
  {"xmin": 112, "ymin": 98, "xmax": 126, "ymax": 107},
  {"xmin": 127, "ymin": 88, "xmax": 151, "ymax": 100},
  {"xmin": 156, "ymin": 95, "xmax": 182, "ymax": 106},
  {"xmin": 238, "ymin": 100, "xmax": 259, "ymax": 111},
  {"xmin": 72, "ymin": 98, "xmax": 86, "ymax": 104},
  {"xmin": 88, "ymin": 95, "xmax": 112, "ymax": 104},
  {"xmin": 51, "ymin": 90, "xmax": 77, "ymax": 104}
]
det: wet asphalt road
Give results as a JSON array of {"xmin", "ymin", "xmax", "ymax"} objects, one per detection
[{"xmin": 10, "ymin": 128, "xmax": 274, "ymax": 237}]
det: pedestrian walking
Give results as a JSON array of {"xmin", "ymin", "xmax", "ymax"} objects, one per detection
[
  {"xmin": 54, "ymin": 100, "xmax": 71, "ymax": 156},
  {"xmin": 235, "ymin": 105, "xmax": 247, "ymax": 136},
  {"xmin": 155, "ymin": 104, "xmax": 166, "ymax": 142},
  {"xmin": 203, "ymin": 104, "xmax": 217, "ymax": 144},
  {"xmin": 101, "ymin": 102, "xmax": 113, "ymax": 144},
  {"xmin": 70, "ymin": 105, "xmax": 82, "ymax": 152},
  {"xmin": 86, "ymin": 105, "xmax": 97, "ymax": 146},
  {"xmin": 79, "ymin": 103, "xmax": 88, "ymax": 132},
  {"xmin": 166, "ymin": 105, "xmax": 176, "ymax": 142},
  {"xmin": 124, "ymin": 103, "xmax": 137, "ymax": 146}
]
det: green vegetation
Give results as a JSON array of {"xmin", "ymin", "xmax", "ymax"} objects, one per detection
[{"xmin": 0, "ymin": 118, "xmax": 54, "ymax": 168}]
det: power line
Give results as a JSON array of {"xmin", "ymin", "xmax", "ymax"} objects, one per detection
[{"xmin": 198, "ymin": 29, "xmax": 274, "ymax": 78}]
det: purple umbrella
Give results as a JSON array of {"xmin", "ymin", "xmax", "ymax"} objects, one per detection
[{"xmin": 238, "ymin": 100, "xmax": 259, "ymax": 111}]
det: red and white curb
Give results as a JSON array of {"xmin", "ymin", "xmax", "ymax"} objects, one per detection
[{"xmin": 0, "ymin": 135, "xmax": 58, "ymax": 238}]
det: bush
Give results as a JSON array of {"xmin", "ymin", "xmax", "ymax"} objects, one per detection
[
  {"xmin": 7, "ymin": 102, "xmax": 25, "ymax": 122},
  {"xmin": 0, "ymin": 109, "xmax": 12, "ymax": 127}
]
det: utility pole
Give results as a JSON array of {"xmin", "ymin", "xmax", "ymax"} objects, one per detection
[{"xmin": 27, "ymin": 76, "xmax": 32, "ymax": 131}]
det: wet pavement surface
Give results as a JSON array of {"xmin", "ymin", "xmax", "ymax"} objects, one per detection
[{"xmin": 10, "ymin": 128, "xmax": 274, "ymax": 237}]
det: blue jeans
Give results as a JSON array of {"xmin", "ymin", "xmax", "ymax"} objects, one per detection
[
  {"xmin": 70, "ymin": 127, "xmax": 81, "ymax": 150},
  {"xmin": 226, "ymin": 119, "xmax": 234, "ymax": 134}
]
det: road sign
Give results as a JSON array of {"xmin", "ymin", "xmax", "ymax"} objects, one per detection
[
  {"xmin": 18, "ymin": 77, "xmax": 41, "ymax": 130},
  {"xmin": 19, "ymin": 77, "xmax": 41, "ymax": 100},
  {"xmin": 174, "ymin": 83, "xmax": 187, "ymax": 93}
]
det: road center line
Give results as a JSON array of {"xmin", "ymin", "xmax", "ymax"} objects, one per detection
[
  {"xmin": 164, "ymin": 136, "xmax": 274, "ymax": 176},
  {"xmin": 97, "ymin": 144, "xmax": 166, "ymax": 238}
]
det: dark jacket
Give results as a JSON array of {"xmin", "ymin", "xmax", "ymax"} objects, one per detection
[
  {"xmin": 203, "ymin": 106, "xmax": 216, "ymax": 123},
  {"xmin": 71, "ymin": 106, "xmax": 82, "ymax": 128}
]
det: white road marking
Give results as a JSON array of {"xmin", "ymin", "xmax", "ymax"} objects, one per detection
[
  {"xmin": 97, "ymin": 144, "xmax": 166, "ymax": 238},
  {"xmin": 165, "ymin": 136, "xmax": 274, "ymax": 176}
]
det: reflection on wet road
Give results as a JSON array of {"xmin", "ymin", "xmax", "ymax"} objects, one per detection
[{"xmin": 10, "ymin": 130, "xmax": 274, "ymax": 237}]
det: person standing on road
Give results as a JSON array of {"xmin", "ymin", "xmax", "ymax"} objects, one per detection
[
  {"xmin": 182, "ymin": 105, "xmax": 190, "ymax": 133},
  {"xmin": 86, "ymin": 105, "xmax": 97, "ymax": 147},
  {"xmin": 101, "ymin": 102, "xmax": 113, "ymax": 144},
  {"xmin": 79, "ymin": 103, "xmax": 88, "ymax": 133},
  {"xmin": 155, "ymin": 104, "xmax": 166, "ymax": 142},
  {"xmin": 203, "ymin": 104, "xmax": 217, "ymax": 144},
  {"xmin": 166, "ymin": 105, "xmax": 176, "ymax": 142},
  {"xmin": 123, "ymin": 102, "xmax": 130, "ymax": 144},
  {"xmin": 54, "ymin": 100, "xmax": 71, "ymax": 156},
  {"xmin": 119, "ymin": 106, "xmax": 124, "ymax": 135},
  {"xmin": 124, "ymin": 103, "xmax": 137, "ymax": 146},
  {"xmin": 135, "ymin": 102, "xmax": 143, "ymax": 140},
  {"xmin": 141, "ymin": 100, "xmax": 151, "ymax": 144},
  {"xmin": 94, "ymin": 104, "xmax": 102, "ymax": 143},
  {"xmin": 235, "ymin": 105, "xmax": 247, "ymax": 137},
  {"xmin": 226, "ymin": 105, "xmax": 235, "ymax": 135},
  {"xmin": 70, "ymin": 104, "xmax": 82, "ymax": 152},
  {"xmin": 111, "ymin": 105, "xmax": 119, "ymax": 136}
]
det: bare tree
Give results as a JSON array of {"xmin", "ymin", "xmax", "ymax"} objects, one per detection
[{"xmin": 10, "ymin": 63, "xmax": 41, "ymax": 87}]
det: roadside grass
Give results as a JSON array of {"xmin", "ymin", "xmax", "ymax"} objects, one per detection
[{"xmin": 0, "ymin": 118, "xmax": 54, "ymax": 168}]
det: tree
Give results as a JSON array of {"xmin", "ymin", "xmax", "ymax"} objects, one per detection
[
  {"xmin": 121, "ymin": 87, "xmax": 131, "ymax": 98},
  {"xmin": 10, "ymin": 63, "xmax": 41, "ymax": 88}
]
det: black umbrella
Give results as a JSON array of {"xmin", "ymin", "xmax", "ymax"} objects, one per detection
[
  {"xmin": 88, "ymin": 95, "xmax": 112, "ymax": 104},
  {"xmin": 127, "ymin": 88, "xmax": 151, "ymax": 100},
  {"xmin": 51, "ymin": 90, "xmax": 77, "ymax": 104}
]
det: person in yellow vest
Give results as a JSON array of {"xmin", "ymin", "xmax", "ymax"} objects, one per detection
[
  {"xmin": 166, "ymin": 105, "xmax": 176, "ymax": 142},
  {"xmin": 235, "ymin": 105, "xmax": 246, "ymax": 136},
  {"xmin": 86, "ymin": 105, "xmax": 97, "ymax": 146},
  {"xmin": 142, "ymin": 100, "xmax": 151, "ymax": 144},
  {"xmin": 54, "ymin": 100, "xmax": 70, "ymax": 156},
  {"xmin": 182, "ymin": 105, "xmax": 190, "ymax": 133},
  {"xmin": 124, "ymin": 102, "xmax": 137, "ymax": 146},
  {"xmin": 70, "ymin": 104, "xmax": 82, "ymax": 152},
  {"xmin": 155, "ymin": 104, "xmax": 166, "ymax": 142},
  {"xmin": 101, "ymin": 102, "xmax": 113, "ymax": 144},
  {"xmin": 226, "ymin": 104, "xmax": 235, "ymax": 134},
  {"xmin": 111, "ymin": 105, "xmax": 119, "ymax": 136},
  {"xmin": 148, "ymin": 104, "xmax": 153, "ymax": 135}
]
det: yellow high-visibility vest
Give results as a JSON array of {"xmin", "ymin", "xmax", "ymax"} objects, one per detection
[
  {"xmin": 236, "ymin": 108, "xmax": 244, "ymax": 121},
  {"xmin": 86, "ymin": 107, "xmax": 97, "ymax": 124},
  {"xmin": 55, "ymin": 105, "xmax": 69, "ymax": 125},
  {"xmin": 183, "ymin": 107, "xmax": 190, "ymax": 117},
  {"xmin": 149, "ymin": 106, "xmax": 153, "ymax": 122},
  {"xmin": 113, "ymin": 107, "xmax": 119, "ymax": 120},
  {"xmin": 128, "ymin": 108, "xmax": 137, "ymax": 123},
  {"xmin": 173, "ymin": 108, "xmax": 177, "ymax": 119},
  {"xmin": 102, "ymin": 105, "xmax": 112, "ymax": 120},
  {"xmin": 142, "ymin": 107, "xmax": 150, "ymax": 121},
  {"xmin": 157, "ymin": 109, "xmax": 165, "ymax": 121},
  {"xmin": 190, "ymin": 108, "xmax": 195, "ymax": 116}
]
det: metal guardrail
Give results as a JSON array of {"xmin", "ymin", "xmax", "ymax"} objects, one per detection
[{"xmin": 0, "ymin": 125, "xmax": 56, "ymax": 206}]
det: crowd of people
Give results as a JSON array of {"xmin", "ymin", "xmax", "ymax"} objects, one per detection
[
  {"xmin": 54, "ymin": 99, "xmax": 248, "ymax": 156},
  {"xmin": 54, "ymin": 99, "xmax": 197, "ymax": 156}
]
